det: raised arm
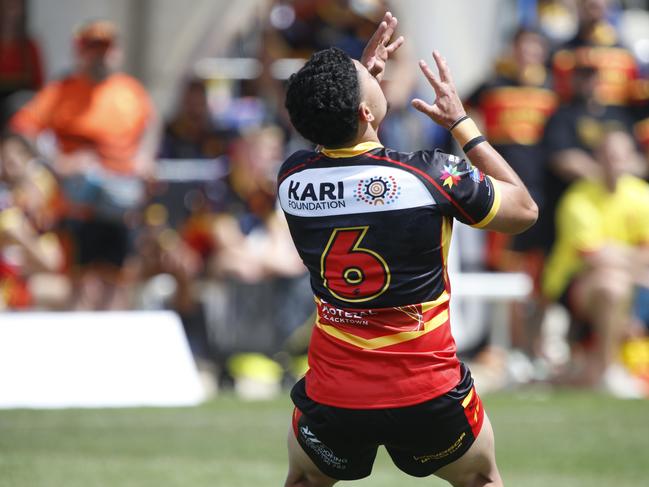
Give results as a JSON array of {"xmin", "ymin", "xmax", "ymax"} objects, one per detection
[{"xmin": 412, "ymin": 51, "xmax": 538, "ymax": 234}]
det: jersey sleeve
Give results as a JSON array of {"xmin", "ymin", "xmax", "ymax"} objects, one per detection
[{"xmin": 421, "ymin": 150, "xmax": 501, "ymax": 228}]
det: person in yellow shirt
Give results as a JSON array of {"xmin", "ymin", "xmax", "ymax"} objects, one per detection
[{"xmin": 543, "ymin": 129, "xmax": 649, "ymax": 398}]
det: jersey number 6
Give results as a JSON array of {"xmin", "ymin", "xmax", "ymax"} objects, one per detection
[{"xmin": 320, "ymin": 226, "xmax": 390, "ymax": 303}]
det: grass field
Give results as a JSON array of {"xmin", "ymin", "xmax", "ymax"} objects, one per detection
[{"xmin": 0, "ymin": 390, "xmax": 647, "ymax": 487}]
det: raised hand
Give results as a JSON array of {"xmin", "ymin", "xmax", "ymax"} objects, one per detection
[
  {"xmin": 411, "ymin": 51, "xmax": 466, "ymax": 128},
  {"xmin": 360, "ymin": 11, "xmax": 404, "ymax": 83}
]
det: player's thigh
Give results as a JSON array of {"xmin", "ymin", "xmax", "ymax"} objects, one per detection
[
  {"xmin": 433, "ymin": 414, "xmax": 503, "ymax": 487},
  {"xmin": 285, "ymin": 425, "xmax": 338, "ymax": 487}
]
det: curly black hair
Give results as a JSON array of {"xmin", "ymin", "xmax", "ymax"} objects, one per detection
[{"xmin": 285, "ymin": 47, "xmax": 360, "ymax": 148}]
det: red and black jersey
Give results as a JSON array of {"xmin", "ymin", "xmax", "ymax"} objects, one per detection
[
  {"xmin": 551, "ymin": 24, "xmax": 638, "ymax": 106},
  {"xmin": 466, "ymin": 73, "xmax": 558, "ymax": 207},
  {"xmin": 277, "ymin": 142, "xmax": 500, "ymax": 408}
]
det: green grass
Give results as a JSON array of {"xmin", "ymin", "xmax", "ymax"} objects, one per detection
[{"xmin": 0, "ymin": 390, "xmax": 647, "ymax": 487}]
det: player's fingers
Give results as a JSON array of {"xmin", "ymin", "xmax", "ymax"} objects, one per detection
[
  {"xmin": 418, "ymin": 60, "xmax": 443, "ymax": 94},
  {"xmin": 433, "ymin": 50, "xmax": 454, "ymax": 84},
  {"xmin": 372, "ymin": 57, "xmax": 385, "ymax": 74},
  {"xmin": 383, "ymin": 14, "xmax": 398, "ymax": 41},
  {"xmin": 365, "ymin": 19, "xmax": 388, "ymax": 55},
  {"xmin": 411, "ymin": 98, "xmax": 435, "ymax": 116},
  {"xmin": 386, "ymin": 36, "xmax": 404, "ymax": 54},
  {"xmin": 366, "ymin": 56, "xmax": 376, "ymax": 72}
]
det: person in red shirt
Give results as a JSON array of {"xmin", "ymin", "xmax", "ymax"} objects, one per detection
[
  {"xmin": 0, "ymin": 0, "xmax": 44, "ymax": 126},
  {"xmin": 279, "ymin": 12, "xmax": 537, "ymax": 487},
  {"xmin": 10, "ymin": 20, "xmax": 155, "ymax": 309}
]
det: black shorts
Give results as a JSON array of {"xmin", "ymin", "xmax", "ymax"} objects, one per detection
[{"xmin": 290, "ymin": 363, "xmax": 484, "ymax": 480}]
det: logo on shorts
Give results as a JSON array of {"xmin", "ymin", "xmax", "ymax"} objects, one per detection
[
  {"xmin": 354, "ymin": 176, "xmax": 401, "ymax": 206},
  {"xmin": 413, "ymin": 432, "xmax": 466, "ymax": 463},
  {"xmin": 300, "ymin": 426, "xmax": 322, "ymax": 445},
  {"xmin": 299, "ymin": 426, "xmax": 349, "ymax": 469}
]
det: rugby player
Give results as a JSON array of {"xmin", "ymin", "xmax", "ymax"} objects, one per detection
[{"xmin": 278, "ymin": 12, "xmax": 537, "ymax": 487}]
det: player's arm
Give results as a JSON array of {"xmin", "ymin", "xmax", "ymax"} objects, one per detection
[
  {"xmin": 360, "ymin": 11, "xmax": 404, "ymax": 83},
  {"xmin": 412, "ymin": 51, "xmax": 538, "ymax": 234}
]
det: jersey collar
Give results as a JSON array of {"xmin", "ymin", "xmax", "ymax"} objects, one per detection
[{"xmin": 320, "ymin": 141, "xmax": 383, "ymax": 158}]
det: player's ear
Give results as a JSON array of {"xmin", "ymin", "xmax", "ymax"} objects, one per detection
[{"xmin": 358, "ymin": 102, "xmax": 375, "ymax": 123}]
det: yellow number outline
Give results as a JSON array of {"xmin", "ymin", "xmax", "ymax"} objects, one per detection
[{"xmin": 320, "ymin": 226, "xmax": 391, "ymax": 303}]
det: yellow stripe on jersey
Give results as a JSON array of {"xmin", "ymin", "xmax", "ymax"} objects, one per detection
[
  {"xmin": 471, "ymin": 176, "xmax": 502, "ymax": 229},
  {"xmin": 317, "ymin": 310, "xmax": 449, "ymax": 350},
  {"xmin": 315, "ymin": 291, "xmax": 450, "ymax": 350},
  {"xmin": 441, "ymin": 216, "xmax": 452, "ymax": 267},
  {"xmin": 321, "ymin": 141, "xmax": 383, "ymax": 158},
  {"xmin": 314, "ymin": 290, "xmax": 449, "ymax": 310}
]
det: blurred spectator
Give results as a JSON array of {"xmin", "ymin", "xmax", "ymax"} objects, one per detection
[
  {"xmin": 0, "ymin": 132, "xmax": 59, "ymax": 228},
  {"xmin": 159, "ymin": 78, "xmax": 232, "ymax": 159},
  {"xmin": 467, "ymin": 27, "xmax": 558, "ymax": 263},
  {"xmin": 0, "ymin": 0, "xmax": 44, "ymax": 127},
  {"xmin": 132, "ymin": 204, "xmax": 201, "ymax": 315},
  {"xmin": 127, "ymin": 202, "xmax": 211, "ymax": 359},
  {"xmin": 201, "ymin": 126, "xmax": 310, "ymax": 385},
  {"xmin": 10, "ymin": 20, "xmax": 156, "ymax": 310},
  {"xmin": 551, "ymin": 0, "xmax": 638, "ymax": 106},
  {"xmin": 542, "ymin": 65, "xmax": 640, "ymax": 250},
  {"xmin": 210, "ymin": 126, "xmax": 304, "ymax": 282},
  {"xmin": 0, "ymin": 133, "xmax": 64, "ymax": 310},
  {"xmin": 543, "ymin": 129, "xmax": 649, "ymax": 398},
  {"xmin": 466, "ymin": 26, "xmax": 559, "ymax": 358}
]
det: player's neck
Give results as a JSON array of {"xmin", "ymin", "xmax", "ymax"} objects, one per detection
[{"xmin": 354, "ymin": 123, "xmax": 382, "ymax": 147}]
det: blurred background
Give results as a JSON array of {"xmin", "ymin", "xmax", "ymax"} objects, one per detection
[{"xmin": 1, "ymin": 0, "xmax": 649, "ymax": 485}]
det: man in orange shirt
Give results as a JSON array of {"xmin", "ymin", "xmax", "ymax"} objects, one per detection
[
  {"xmin": 11, "ymin": 19, "xmax": 153, "ymax": 175},
  {"xmin": 10, "ymin": 20, "xmax": 155, "ymax": 309}
]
